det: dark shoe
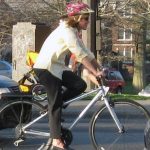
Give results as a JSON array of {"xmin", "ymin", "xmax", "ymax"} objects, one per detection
[
  {"xmin": 49, "ymin": 145, "xmax": 74, "ymax": 150},
  {"xmin": 49, "ymin": 145, "xmax": 66, "ymax": 150},
  {"xmin": 38, "ymin": 138, "xmax": 52, "ymax": 150}
]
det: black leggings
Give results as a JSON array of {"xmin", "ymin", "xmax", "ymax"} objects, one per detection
[{"xmin": 33, "ymin": 69, "xmax": 87, "ymax": 138}]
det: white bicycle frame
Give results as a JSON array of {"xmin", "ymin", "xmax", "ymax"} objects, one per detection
[{"xmin": 14, "ymin": 85, "xmax": 124, "ymax": 146}]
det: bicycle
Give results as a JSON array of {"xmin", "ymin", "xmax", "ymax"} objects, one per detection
[{"xmin": 0, "ymin": 78, "xmax": 150, "ymax": 150}]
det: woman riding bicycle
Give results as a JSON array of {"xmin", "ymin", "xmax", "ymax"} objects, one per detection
[{"xmin": 33, "ymin": 2, "xmax": 103, "ymax": 150}]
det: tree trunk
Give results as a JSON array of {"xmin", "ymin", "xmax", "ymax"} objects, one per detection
[
  {"xmin": 133, "ymin": 44, "xmax": 144, "ymax": 92},
  {"xmin": 133, "ymin": 22, "xmax": 146, "ymax": 92}
]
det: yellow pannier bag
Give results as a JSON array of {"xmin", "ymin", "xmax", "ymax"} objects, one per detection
[
  {"xmin": 26, "ymin": 51, "xmax": 39, "ymax": 67},
  {"xmin": 19, "ymin": 85, "xmax": 30, "ymax": 92}
]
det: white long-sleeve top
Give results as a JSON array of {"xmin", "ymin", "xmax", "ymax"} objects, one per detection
[{"xmin": 33, "ymin": 21, "xmax": 95, "ymax": 79}]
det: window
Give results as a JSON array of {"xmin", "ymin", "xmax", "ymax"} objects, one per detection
[
  {"xmin": 108, "ymin": 72, "xmax": 116, "ymax": 80},
  {"xmin": 118, "ymin": 48, "xmax": 134, "ymax": 63},
  {"xmin": 124, "ymin": 7, "xmax": 132, "ymax": 17},
  {"xmin": 146, "ymin": 45, "xmax": 150, "ymax": 62},
  {"xmin": 118, "ymin": 8, "xmax": 132, "ymax": 18},
  {"xmin": 118, "ymin": 2, "xmax": 132, "ymax": 18},
  {"xmin": 118, "ymin": 28, "xmax": 132, "ymax": 41},
  {"xmin": 108, "ymin": 71, "xmax": 124, "ymax": 80},
  {"xmin": 146, "ymin": 30, "xmax": 150, "ymax": 40}
]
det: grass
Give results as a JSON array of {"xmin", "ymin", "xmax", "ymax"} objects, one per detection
[
  {"xmin": 110, "ymin": 94, "xmax": 150, "ymax": 100},
  {"xmin": 123, "ymin": 80, "xmax": 137, "ymax": 95}
]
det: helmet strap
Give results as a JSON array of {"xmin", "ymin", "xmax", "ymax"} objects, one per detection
[
  {"xmin": 73, "ymin": 15, "xmax": 82, "ymax": 22},
  {"xmin": 77, "ymin": 15, "xmax": 82, "ymax": 22}
]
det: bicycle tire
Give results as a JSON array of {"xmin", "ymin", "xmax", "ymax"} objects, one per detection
[
  {"xmin": 0, "ymin": 99, "xmax": 46, "ymax": 139},
  {"xmin": 89, "ymin": 98, "xmax": 150, "ymax": 150}
]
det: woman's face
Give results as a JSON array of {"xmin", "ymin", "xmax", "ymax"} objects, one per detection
[{"xmin": 78, "ymin": 15, "xmax": 89, "ymax": 30}]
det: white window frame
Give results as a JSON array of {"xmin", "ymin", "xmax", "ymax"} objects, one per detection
[
  {"xmin": 122, "ymin": 8, "xmax": 132, "ymax": 18},
  {"xmin": 146, "ymin": 30, "xmax": 150, "ymax": 40},
  {"xmin": 118, "ymin": 3, "xmax": 132, "ymax": 18},
  {"xmin": 117, "ymin": 47, "xmax": 134, "ymax": 63},
  {"xmin": 118, "ymin": 28, "xmax": 132, "ymax": 41}
]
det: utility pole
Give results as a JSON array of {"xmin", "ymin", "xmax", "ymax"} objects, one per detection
[
  {"xmin": 91, "ymin": 0, "xmax": 97, "ymax": 58},
  {"xmin": 81, "ymin": 0, "xmax": 97, "ymax": 90}
]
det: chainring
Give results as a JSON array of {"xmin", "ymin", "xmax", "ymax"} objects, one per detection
[{"xmin": 61, "ymin": 127, "xmax": 73, "ymax": 147}]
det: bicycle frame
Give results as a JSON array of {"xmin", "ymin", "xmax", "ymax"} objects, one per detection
[{"xmin": 21, "ymin": 85, "xmax": 124, "ymax": 138}]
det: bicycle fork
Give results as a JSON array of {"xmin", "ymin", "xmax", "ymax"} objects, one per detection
[{"xmin": 104, "ymin": 97, "xmax": 125, "ymax": 133}]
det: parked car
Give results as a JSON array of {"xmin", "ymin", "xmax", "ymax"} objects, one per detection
[
  {"xmin": 0, "ymin": 75, "xmax": 21, "ymax": 128},
  {"xmin": 138, "ymin": 84, "xmax": 150, "ymax": 97},
  {"xmin": 104, "ymin": 68, "xmax": 125, "ymax": 94},
  {"xmin": 0, "ymin": 60, "xmax": 12, "ymax": 78},
  {"xmin": 0, "ymin": 75, "xmax": 32, "ymax": 130},
  {"xmin": 0, "ymin": 75, "xmax": 20, "ymax": 95}
]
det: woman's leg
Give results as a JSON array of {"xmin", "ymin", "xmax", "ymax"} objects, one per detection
[
  {"xmin": 62, "ymin": 71, "xmax": 87, "ymax": 101},
  {"xmin": 34, "ymin": 69, "xmax": 62, "ymax": 139}
]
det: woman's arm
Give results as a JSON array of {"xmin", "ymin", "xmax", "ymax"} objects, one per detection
[
  {"xmin": 91, "ymin": 58, "xmax": 103, "ymax": 71},
  {"xmin": 81, "ymin": 56, "xmax": 103, "ymax": 77}
]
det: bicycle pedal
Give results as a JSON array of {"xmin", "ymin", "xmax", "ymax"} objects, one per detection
[{"xmin": 14, "ymin": 138, "xmax": 24, "ymax": 146}]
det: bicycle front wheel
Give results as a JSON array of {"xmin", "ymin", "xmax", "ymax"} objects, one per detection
[{"xmin": 89, "ymin": 99, "xmax": 150, "ymax": 150}]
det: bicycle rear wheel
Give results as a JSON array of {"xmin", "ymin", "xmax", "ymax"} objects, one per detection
[
  {"xmin": 0, "ymin": 99, "xmax": 47, "ymax": 140},
  {"xmin": 89, "ymin": 99, "xmax": 150, "ymax": 150}
]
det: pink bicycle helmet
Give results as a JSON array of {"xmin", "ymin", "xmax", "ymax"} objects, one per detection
[{"xmin": 66, "ymin": 1, "xmax": 94, "ymax": 16}]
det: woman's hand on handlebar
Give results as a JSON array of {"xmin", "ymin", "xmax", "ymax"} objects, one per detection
[
  {"xmin": 95, "ymin": 70, "xmax": 105, "ymax": 78},
  {"xmin": 95, "ymin": 70, "xmax": 106, "ymax": 86}
]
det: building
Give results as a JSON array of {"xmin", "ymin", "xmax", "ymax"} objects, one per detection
[{"xmin": 96, "ymin": 0, "xmax": 150, "ymax": 83}]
